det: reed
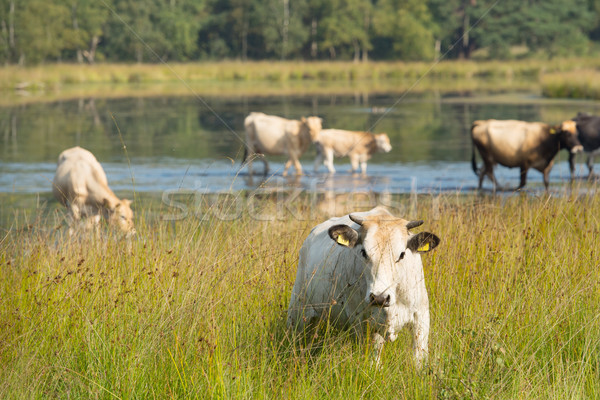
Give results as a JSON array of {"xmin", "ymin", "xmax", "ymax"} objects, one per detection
[{"xmin": 2, "ymin": 59, "xmax": 600, "ymax": 103}]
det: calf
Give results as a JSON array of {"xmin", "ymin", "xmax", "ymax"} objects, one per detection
[
  {"xmin": 287, "ymin": 206, "xmax": 440, "ymax": 365},
  {"xmin": 314, "ymin": 129, "xmax": 392, "ymax": 174}
]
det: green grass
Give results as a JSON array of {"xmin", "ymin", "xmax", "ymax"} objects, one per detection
[
  {"xmin": 1, "ymin": 190, "xmax": 600, "ymax": 398},
  {"xmin": 4, "ymin": 58, "xmax": 600, "ymax": 106},
  {"xmin": 541, "ymin": 69, "xmax": 600, "ymax": 100}
]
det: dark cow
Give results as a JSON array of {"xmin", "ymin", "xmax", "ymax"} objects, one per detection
[
  {"xmin": 471, "ymin": 119, "xmax": 583, "ymax": 191},
  {"xmin": 570, "ymin": 112, "xmax": 600, "ymax": 178}
]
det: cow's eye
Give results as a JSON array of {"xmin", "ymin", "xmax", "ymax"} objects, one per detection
[
  {"xmin": 360, "ymin": 249, "xmax": 368, "ymax": 259},
  {"xmin": 396, "ymin": 252, "xmax": 405, "ymax": 262}
]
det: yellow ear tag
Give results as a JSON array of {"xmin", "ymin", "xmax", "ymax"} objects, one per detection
[
  {"xmin": 337, "ymin": 235, "xmax": 350, "ymax": 246},
  {"xmin": 417, "ymin": 242, "xmax": 430, "ymax": 252},
  {"xmin": 549, "ymin": 128, "xmax": 556, "ymax": 134}
]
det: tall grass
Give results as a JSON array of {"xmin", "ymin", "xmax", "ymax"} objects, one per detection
[
  {"xmin": 541, "ymin": 69, "xmax": 600, "ymax": 100},
  {"xmin": 4, "ymin": 59, "xmax": 600, "ymax": 106},
  {"xmin": 1, "ymin": 191, "xmax": 600, "ymax": 398}
]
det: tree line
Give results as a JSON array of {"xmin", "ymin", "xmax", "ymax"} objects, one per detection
[{"xmin": 0, "ymin": 0, "xmax": 598, "ymax": 65}]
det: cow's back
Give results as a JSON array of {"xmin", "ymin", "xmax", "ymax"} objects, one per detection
[
  {"xmin": 245, "ymin": 112, "xmax": 291, "ymax": 155},
  {"xmin": 52, "ymin": 146, "xmax": 111, "ymax": 206},
  {"xmin": 318, "ymin": 129, "xmax": 372, "ymax": 156},
  {"xmin": 473, "ymin": 120, "xmax": 548, "ymax": 167}
]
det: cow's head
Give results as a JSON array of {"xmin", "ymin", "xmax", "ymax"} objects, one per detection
[
  {"xmin": 328, "ymin": 207, "xmax": 439, "ymax": 311},
  {"xmin": 374, "ymin": 133, "xmax": 392, "ymax": 153},
  {"xmin": 552, "ymin": 120, "xmax": 583, "ymax": 154},
  {"xmin": 104, "ymin": 198, "xmax": 135, "ymax": 235},
  {"xmin": 301, "ymin": 116, "xmax": 323, "ymax": 141}
]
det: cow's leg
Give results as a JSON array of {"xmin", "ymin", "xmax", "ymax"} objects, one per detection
[
  {"xmin": 541, "ymin": 166, "xmax": 553, "ymax": 191},
  {"xmin": 289, "ymin": 152, "xmax": 303, "ymax": 176},
  {"xmin": 282, "ymin": 159, "xmax": 293, "ymax": 177},
  {"xmin": 350, "ymin": 155, "xmax": 359, "ymax": 173},
  {"xmin": 324, "ymin": 148, "xmax": 335, "ymax": 173},
  {"xmin": 588, "ymin": 154, "xmax": 595, "ymax": 177},
  {"xmin": 519, "ymin": 167, "xmax": 528, "ymax": 190},
  {"xmin": 314, "ymin": 145, "xmax": 324, "ymax": 173},
  {"xmin": 360, "ymin": 155, "xmax": 368, "ymax": 175},
  {"xmin": 477, "ymin": 167, "xmax": 487, "ymax": 189},
  {"xmin": 569, "ymin": 152, "xmax": 576, "ymax": 181},
  {"xmin": 412, "ymin": 307, "xmax": 430, "ymax": 368},
  {"xmin": 261, "ymin": 154, "xmax": 270, "ymax": 176}
]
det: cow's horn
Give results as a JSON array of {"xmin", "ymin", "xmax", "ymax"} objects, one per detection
[
  {"xmin": 349, "ymin": 214, "xmax": 364, "ymax": 226},
  {"xmin": 406, "ymin": 220, "xmax": 424, "ymax": 230}
]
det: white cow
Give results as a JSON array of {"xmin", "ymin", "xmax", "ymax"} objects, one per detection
[
  {"xmin": 287, "ymin": 206, "xmax": 440, "ymax": 365},
  {"xmin": 243, "ymin": 112, "xmax": 322, "ymax": 176},
  {"xmin": 52, "ymin": 146, "xmax": 135, "ymax": 234},
  {"xmin": 314, "ymin": 129, "xmax": 392, "ymax": 174}
]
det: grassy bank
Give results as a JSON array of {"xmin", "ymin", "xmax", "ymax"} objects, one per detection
[
  {"xmin": 541, "ymin": 69, "xmax": 600, "ymax": 100},
  {"xmin": 2, "ymin": 59, "xmax": 600, "ymax": 105},
  {"xmin": 1, "ymin": 191, "xmax": 600, "ymax": 398}
]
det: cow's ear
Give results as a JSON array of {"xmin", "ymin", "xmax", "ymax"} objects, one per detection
[
  {"xmin": 301, "ymin": 116, "xmax": 307, "ymax": 123},
  {"xmin": 407, "ymin": 232, "xmax": 440, "ymax": 253},
  {"xmin": 122, "ymin": 199, "xmax": 132, "ymax": 207},
  {"xmin": 328, "ymin": 225, "xmax": 359, "ymax": 248}
]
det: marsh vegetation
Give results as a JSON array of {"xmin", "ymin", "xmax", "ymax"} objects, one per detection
[{"xmin": 1, "ymin": 191, "xmax": 599, "ymax": 398}]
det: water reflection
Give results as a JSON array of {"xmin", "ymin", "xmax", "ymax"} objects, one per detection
[{"xmin": 1, "ymin": 92, "xmax": 599, "ymax": 194}]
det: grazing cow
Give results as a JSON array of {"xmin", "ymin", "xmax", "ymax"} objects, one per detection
[
  {"xmin": 243, "ymin": 112, "xmax": 323, "ymax": 176},
  {"xmin": 471, "ymin": 119, "xmax": 582, "ymax": 190},
  {"xmin": 287, "ymin": 206, "xmax": 440, "ymax": 365},
  {"xmin": 314, "ymin": 129, "xmax": 392, "ymax": 174},
  {"xmin": 52, "ymin": 146, "xmax": 135, "ymax": 234},
  {"xmin": 570, "ymin": 112, "xmax": 600, "ymax": 178}
]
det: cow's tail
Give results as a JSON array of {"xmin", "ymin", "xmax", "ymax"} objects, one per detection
[{"xmin": 471, "ymin": 121, "xmax": 480, "ymax": 176}]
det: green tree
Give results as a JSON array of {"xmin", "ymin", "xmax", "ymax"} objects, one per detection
[
  {"xmin": 14, "ymin": 0, "xmax": 77, "ymax": 64},
  {"xmin": 255, "ymin": 0, "xmax": 308, "ymax": 59},
  {"xmin": 320, "ymin": 0, "xmax": 372, "ymax": 61},
  {"xmin": 372, "ymin": 0, "xmax": 437, "ymax": 60},
  {"xmin": 67, "ymin": 0, "xmax": 111, "ymax": 63}
]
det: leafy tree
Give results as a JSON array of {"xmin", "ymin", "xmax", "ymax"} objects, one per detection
[
  {"xmin": 14, "ymin": 0, "xmax": 77, "ymax": 64},
  {"xmin": 255, "ymin": 0, "xmax": 308, "ymax": 59},
  {"xmin": 67, "ymin": 0, "xmax": 111, "ymax": 63},
  {"xmin": 320, "ymin": 0, "xmax": 372, "ymax": 61},
  {"xmin": 372, "ymin": 0, "xmax": 438, "ymax": 60}
]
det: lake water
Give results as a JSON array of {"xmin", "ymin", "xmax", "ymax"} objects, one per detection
[{"xmin": 1, "ymin": 92, "xmax": 599, "ymax": 196}]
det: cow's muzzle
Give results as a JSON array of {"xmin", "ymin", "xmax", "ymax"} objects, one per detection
[
  {"xmin": 572, "ymin": 145, "xmax": 584, "ymax": 154},
  {"xmin": 369, "ymin": 293, "xmax": 391, "ymax": 307}
]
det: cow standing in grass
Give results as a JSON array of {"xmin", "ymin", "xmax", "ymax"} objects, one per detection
[
  {"xmin": 313, "ymin": 129, "xmax": 392, "ymax": 174},
  {"xmin": 243, "ymin": 112, "xmax": 322, "ymax": 176},
  {"xmin": 287, "ymin": 206, "xmax": 440, "ymax": 366},
  {"xmin": 52, "ymin": 146, "xmax": 135, "ymax": 235},
  {"xmin": 471, "ymin": 119, "xmax": 582, "ymax": 191}
]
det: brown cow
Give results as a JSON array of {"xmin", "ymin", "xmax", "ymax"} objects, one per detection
[
  {"xmin": 243, "ymin": 112, "xmax": 322, "ymax": 176},
  {"xmin": 471, "ymin": 119, "xmax": 582, "ymax": 190},
  {"xmin": 314, "ymin": 129, "xmax": 392, "ymax": 174},
  {"xmin": 52, "ymin": 146, "xmax": 135, "ymax": 235}
]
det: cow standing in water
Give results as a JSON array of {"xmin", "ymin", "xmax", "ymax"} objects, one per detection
[
  {"xmin": 313, "ymin": 129, "xmax": 392, "ymax": 174},
  {"xmin": 243, "ymin": 112, "xmax": 322, "ymax": 176},
  {"xmin": 471, "ymin": 119, "xmax": 582, "ymax": 191},
  {"xmin": 570, "ymin": 112, "xmax": 600, "ymax": 178},
  {"xmin": 287, "ymin": 207, "xmax": 440, "ymax": 366},
  {"xmin": 52, "ymin": 146, "xmax": 135, "ymax": 235}
]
